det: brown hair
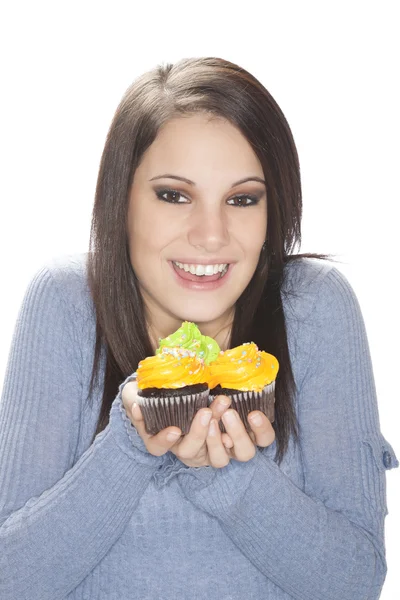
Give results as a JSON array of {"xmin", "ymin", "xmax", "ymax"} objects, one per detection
[{"xmin": 87, "ymin": 57, "xmax": 328, "ymax": 463}]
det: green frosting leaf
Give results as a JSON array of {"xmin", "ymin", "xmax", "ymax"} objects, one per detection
[
  {"xmin": 156, "ymin": 321, "xmax": 220, "ymax": 365},
  {"xmin": 200, "ymin": 334, "xmax": 220, "ymax": 364}
]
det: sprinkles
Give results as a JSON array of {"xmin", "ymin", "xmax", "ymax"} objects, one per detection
[{"xmin": 160, "ymin": 347, "xmax": 196, "ymax": 359}]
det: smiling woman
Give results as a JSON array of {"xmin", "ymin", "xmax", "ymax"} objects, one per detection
[
  {"xmin": 0, "ymin": 56, "xmax": 397, "ymax": 600},
  {"xmin": 127, "ymin": 114, "xmax": 267, "ymax": 341}
]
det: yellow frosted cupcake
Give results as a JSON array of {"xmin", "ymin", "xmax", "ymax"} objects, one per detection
[
  {"xmin": 135, "ymin": 322, "xmax": 219, "ymax": 435},
  {"xmin": 208, "ymin": 342, "xmax": 279, "ymax": 432}
]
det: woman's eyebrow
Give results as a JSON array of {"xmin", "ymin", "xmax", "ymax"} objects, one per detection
[{"xmin": 149, "ymin": 174, "xmax": 266, "ymax": 187}]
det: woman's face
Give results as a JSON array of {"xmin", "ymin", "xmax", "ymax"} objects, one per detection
[{"xmin": 127, "ymin": 113, "xmax": 267, "ymax": 340}]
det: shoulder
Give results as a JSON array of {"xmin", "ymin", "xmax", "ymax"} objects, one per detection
[
  {"xmin": 27, "ymin": 251, "xmax": 93, "ymax": 319},
  {"xmin": 281, "ymin": 257, "xmax": 361, "ymax": 325},
  {"xmin": 281, "ymin": 257, "xmax": 367, "ymax": 391}
]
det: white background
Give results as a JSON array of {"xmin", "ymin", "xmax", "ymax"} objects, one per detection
[{"xmin": 0, "ymin": 1, "xmax": 398, "ymax": 597}]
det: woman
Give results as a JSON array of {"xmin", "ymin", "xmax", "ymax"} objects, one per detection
[{"xmin": 0, "ymin": 57, "xmax": 397, "ymax": 599}]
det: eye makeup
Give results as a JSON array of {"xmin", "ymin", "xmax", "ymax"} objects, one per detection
[{"xmin": 153, "ymin": 187, "xmax": 265, "ymax": 206}]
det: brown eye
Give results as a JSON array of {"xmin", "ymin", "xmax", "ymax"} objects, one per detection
[
  {"xmin": 155, "ymin": 189, "xmax": 190, "ymax": 204},
  {"xmin": 227, "ymin": 195, "xmax": 259, "ymax": 207}
]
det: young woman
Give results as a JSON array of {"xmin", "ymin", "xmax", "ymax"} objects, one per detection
[{"xmin": 0, "ymin": 56, "xmax": 397, "ymax": 600}]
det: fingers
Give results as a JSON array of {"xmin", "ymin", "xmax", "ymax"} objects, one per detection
[
  {"xmin": 132, "ymin": 403, "xmax": 182, "ymax": 456},
  {"xmin": 209, "ymin": 394, "xmax": 231, "ymax": 420},
  {"xmin": 174, "ymin": 397, "xmax": 235, "ymax": 467},
  {"xmin": 172, "ymin": 408, "xmax": 213, "ymax": 460},
  {"xmin": 122, "ymin": 384, "xmax": 272, "ymax": 463},
  {"xmin": 247, "ymin": 411, "xmax": 276, "ymax": 447},
  {"xmin": 168, "ymin": 397, "xmax": 234, "ymax": 468},
  {"xmin": 206, "ymin": 419, "xmax": 231, "ymax": 468},
  {"xmin": 170, "ymin": 393, "xmax": 231, "ymax": 462},
  {"xmin": 221, "ymin": 409, "xmax": 257, "ymax": 462},
  {"xmin": 207, "ymin": 394, "xmax": 234, "ymax": 453},
  {"xmin": 121, "ymin": 381, "xmax": 140, "ymax": 413},
  {"xmin": 221, "ymin": 432, "xmax": 234, "ymax": 449},
  {"xmin": 122, "ymin": 382, "xmax": 182, "ymax": 457},
  {"xmin": 209, "ymin": 396, "xmax": 274, "ymax": 451}
]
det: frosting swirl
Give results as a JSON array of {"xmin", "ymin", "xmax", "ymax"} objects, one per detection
[
  {"xmin": 208, "ymin": 342, "xmax": 279, "ymax": 391},
  {"xmin": 156, "ymin": 321, "xmax": 220, "ymax": 365},
  {"xmin": 137, "ymin": 347, "xmax": 210, "ymax": 390}
]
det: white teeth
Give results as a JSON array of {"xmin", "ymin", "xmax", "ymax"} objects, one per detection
[
  {"xmin": 195, "ymin": 265, "xmax": 205, "ymax": 276},
  {"xmin": 174, "ymin": 261, "xmax": 229, "ymax": 276}
]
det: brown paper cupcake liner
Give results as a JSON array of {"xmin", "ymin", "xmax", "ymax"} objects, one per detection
[
  {"xmin": 137, "ymin": 388, "xmax": 209, "ymax": 436},
  {"xmin": 209, "ymin": 382, "xmax": 275, "ymax": 434}
]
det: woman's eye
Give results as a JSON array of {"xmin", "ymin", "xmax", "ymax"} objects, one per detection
[
  {"xmin": 155, "ymin": 189, "xmax": 259, "ymax": 206},
  {"xmin": 227, "ymin": 195, "xmax": 259, "ymax": 207},
  {"xmin": 155, "ymin": 189, "xmax": 189, "ymax": 204}
]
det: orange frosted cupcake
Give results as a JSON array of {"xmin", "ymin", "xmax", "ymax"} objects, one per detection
[
  {"xmin": 136, "ymin": 346, "xmax": 210, "ymax": 435},
  {"xmin": 208, "ymin": 342, "xmax": 279, "ymax": 433}
]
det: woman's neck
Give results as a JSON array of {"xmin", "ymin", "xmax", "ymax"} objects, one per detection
[{"xmin": 198, "ymin": 320, "xmax": 232, "ymax": 351}]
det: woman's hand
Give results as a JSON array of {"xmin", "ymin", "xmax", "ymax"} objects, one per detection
[
  {"xmin": 214, "ymin": 406, "xmax": 275, "ymax": 464},
  {"xmin": 122, "ymin": 382, "xmax": 275, "ymax": 467},
  {"xmin": 168, "ymin": 403, "xmax": 275, "ymax": 468},
  {"xmin": 122, "ymin": 381, "xmax": 232, "ymax": 465}
]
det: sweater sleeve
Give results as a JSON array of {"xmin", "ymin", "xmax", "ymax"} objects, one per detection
[
  {"xmin": 0, "ymin": 266, "xmax": 167, "ymax": 600},
  {"xmin": 176, "ymin": 266, "xmax": 398, "ymax": 600}
]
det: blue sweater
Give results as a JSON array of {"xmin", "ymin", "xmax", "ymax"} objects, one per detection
[{"xmin": 0, "ymin": 253, "xmax": 398, "ymax": 600}]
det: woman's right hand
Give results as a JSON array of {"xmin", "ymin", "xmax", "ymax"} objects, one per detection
[{"xmin": 121, "ymin": 381, "xmax": 234, "ymax": 467}]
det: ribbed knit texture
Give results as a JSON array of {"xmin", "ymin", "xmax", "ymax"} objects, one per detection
[{"xmin": 0, "ymin": 253, "xmax": 397, "ymax": 600}]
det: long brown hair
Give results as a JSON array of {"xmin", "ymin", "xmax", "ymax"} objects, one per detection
[{"xmin": 87, "ymin": 57, "xmax": 328, "ymax": 463}]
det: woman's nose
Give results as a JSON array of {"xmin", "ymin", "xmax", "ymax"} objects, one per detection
[{"xmin": 187, "ymin": 203, "xmax": 230, "ymax": 253}]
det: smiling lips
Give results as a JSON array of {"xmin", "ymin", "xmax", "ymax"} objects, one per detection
[{"xmin": 172, "ymin": 261, "xmax": 229, "ymax": 282}]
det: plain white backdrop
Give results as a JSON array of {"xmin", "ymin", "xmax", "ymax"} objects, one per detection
[{"xmin": 0, "ymin": 1, "xmax": 398, "ymax": 597}]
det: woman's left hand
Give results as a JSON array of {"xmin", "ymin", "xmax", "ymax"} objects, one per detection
[
  {"xmin": 213, "ymin": 400, "xmax": 275, "ymax": 462},
  {"xmin": 167, "ymin": 395, "xmax": 275, "ymax": 467}
]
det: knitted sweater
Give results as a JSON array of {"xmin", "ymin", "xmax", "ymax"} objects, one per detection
[{"xmin": 0, "ymin": 253, "xmax": 397, "ymax": 600}]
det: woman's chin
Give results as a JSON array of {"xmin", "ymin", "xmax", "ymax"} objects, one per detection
[{"xmin": 170, "ymin": 307, "xmax": 232, "ymax": 328}]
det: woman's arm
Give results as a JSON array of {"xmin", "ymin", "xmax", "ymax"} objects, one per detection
[
  {"xmin": 0, "ymin": 266, "xmax": 165, "ymax": 600},
  {"xmin": 176, "ymin": 265, "xmax": 398, "ymax": 600}
]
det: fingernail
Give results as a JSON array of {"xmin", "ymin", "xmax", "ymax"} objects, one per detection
[
  {"xmin": 131, "ymin": 403, "xmax": 139, "ymax": 419},
  {"xmin": 249, "ymin": 413, "xmax": 262, "ymax": 426},
  {"xmin": 218, "ymin": 397, "xmax": 230, "ymax": 406},
  {"xmin": 200, "ymin": 411, "xmax": 212, "ymax": 426},
  {"xmin": 166, "ymin": 431, "xmax": 181, "ymax": 441},
  {"xmin": 222, "ymin": 411, "xmax": 237, "ymax": 425}
]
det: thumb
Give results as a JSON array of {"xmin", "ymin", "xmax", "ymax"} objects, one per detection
[{"xmin": 131, "ymin": 401, "xmax": 143, "ymax": 422}]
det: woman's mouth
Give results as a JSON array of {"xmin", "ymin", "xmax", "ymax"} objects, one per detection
[
  {"xmin": 173, "ymin": 261, "xmax": 228, "ymax": 280},
  {"xmin": 170, "ymin": 260, "xmax": 231, "ymax": 289}
]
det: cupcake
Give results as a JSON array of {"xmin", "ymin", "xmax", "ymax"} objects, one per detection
[
  {"xmin": 208, "ymin": 342, "xmax": 279, "ymax": 433},
  {"xmin": 135, "ymin": 322, "xmax": 219, "ymax": 435}
]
